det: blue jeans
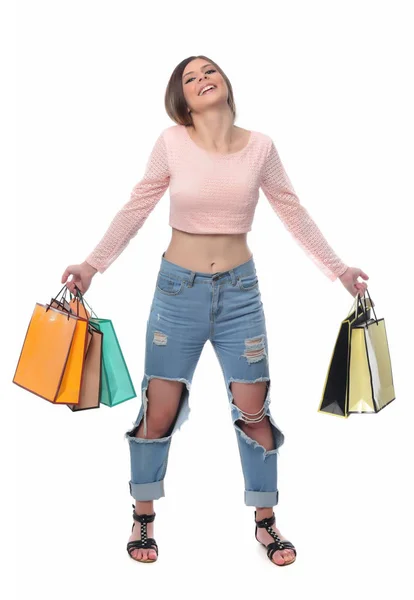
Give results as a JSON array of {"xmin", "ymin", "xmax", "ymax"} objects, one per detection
[{"xmin": 124, "ymin": 252, "xmax": 285, "ymax": 507}]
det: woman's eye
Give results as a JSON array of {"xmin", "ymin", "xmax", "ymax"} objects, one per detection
[{"xmin": 185, "ymin": 69, "xmax": 216, "ymax": 84}]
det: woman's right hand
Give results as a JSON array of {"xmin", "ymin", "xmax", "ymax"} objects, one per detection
[{"xmin": 61, "ymin": 261, "xmax": 98, "ymax": 294}]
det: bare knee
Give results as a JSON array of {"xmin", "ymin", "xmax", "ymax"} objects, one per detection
[
  {"xmin": 230, "ymin": 380, "xmax": 268, "ymax": 424},
  {"xmin": 135, "ymin": 378, "xmax": 185, "ymax": 439}
]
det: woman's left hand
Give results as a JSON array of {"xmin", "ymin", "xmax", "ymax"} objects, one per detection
[{"xmin": 339, "ymin": 266, "xmax": 369, "ymax": 297}]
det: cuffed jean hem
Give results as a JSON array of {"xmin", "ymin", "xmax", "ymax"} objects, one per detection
[
  {"xmin": 129, "ymin": 480, "xmax": 165, "ymax": 501},
  {"xmin": 245, "ymin": 490, "xmax": 279, "ymax": 507}
]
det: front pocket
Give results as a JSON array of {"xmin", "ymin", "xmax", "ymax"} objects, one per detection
[
  {"xmin": 237, "ymin": 273, "xmax": 259, "ymax": 291},
  {"xmin": 156, "ymin": 271, "xmax": 184, "ymax": 295}
]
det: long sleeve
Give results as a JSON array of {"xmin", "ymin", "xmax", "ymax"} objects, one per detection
[
  {"xmin": 260, "ymin": 138, "xmax": 348, "ymax": 282},
  {"xmin": 85, "ymin": 130, "xmax": 170, "ymax": 273}
]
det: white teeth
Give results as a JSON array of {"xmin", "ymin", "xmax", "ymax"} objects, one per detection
[{"xmin": 200, "ymin": 85, "xmax": 215, "ymax": 95}]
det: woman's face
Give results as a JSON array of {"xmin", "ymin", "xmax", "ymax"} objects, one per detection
[{"xmin": 182, "ymin": 58, "xmax": 228, "ymax": 116}]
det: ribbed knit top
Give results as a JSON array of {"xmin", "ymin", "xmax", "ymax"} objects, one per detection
[{"xmin": 85, "ymin": 124, "xmax": 348, "ymax": 281}]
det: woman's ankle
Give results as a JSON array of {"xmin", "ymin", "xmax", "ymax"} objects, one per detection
[
  {"xmin": 135, "ymin": 500, "xmax": 154, "ymax": 513},
  {"xmin": 256, "ymin": 507, "xmax": 274, "ymax": 518}
]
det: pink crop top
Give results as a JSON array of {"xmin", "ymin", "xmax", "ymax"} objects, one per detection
[{"xmin": 85, "ymin": 124, "xmax": 348, "ymax": 281}]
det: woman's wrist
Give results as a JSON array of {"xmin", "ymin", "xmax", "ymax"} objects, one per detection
[
  {"xmin": 82, "ymin": 260, "xmax": 98, "ymax": 276},
  {"xmin": 338, "ymin": 265, "xmax": 349, "ymax": 279}
]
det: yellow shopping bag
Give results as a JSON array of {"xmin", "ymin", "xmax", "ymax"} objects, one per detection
[{"xmin": 318, "ymin": 288, "xmax": 395, "ymax": 417}]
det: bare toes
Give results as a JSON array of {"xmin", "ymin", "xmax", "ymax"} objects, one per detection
[
  {"xmin": 272, "ymin": 551, "xmax": 286, "ymax": 565},
  {"xmin": 283, "ymin": 550, "xmax": 295, "ymax": 563}
]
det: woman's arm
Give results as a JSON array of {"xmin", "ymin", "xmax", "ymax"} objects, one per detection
[
  {"xmin": 260, "ymin": 138, "xmax": 348, "ymax": 282},
  {"xmin": 85, "ymin": 130, "xmax": 170, "ymax": 274}
]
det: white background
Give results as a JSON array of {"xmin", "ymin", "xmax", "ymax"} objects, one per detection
[{"xmin": 8, "ymin": 1, "xmax": 413, "ymax": 599}]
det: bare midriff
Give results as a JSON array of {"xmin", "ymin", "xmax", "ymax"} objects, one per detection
[{"xmin": 164, "ymin": 228, "xmax": 253, "ymax": 273}]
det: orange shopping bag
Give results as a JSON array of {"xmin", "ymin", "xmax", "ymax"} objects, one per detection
[
  {"xmin": 13, "ymin": 287, "xmax": 89, "ymax": 405},
  {"xmin": 51, "ymin": 288, "xmax": 102, "ymax": 411},
  {"xmin": 50, "ymin": 296, "xmax": 92, "ymax": 357}
]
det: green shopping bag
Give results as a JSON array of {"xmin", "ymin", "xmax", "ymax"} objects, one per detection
[{"xmin": 74, "ymin": 289, "xmax": 136, "ymax": 407}]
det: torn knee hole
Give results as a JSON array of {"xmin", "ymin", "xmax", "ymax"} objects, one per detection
[
  {"xmin": 244, "ymin": 347, "xmax": 265, "ymax": 361},
  {"xmin": 245, "ymin": 337, "xmax": 263, "ymax": 346},
  {"xmin": 242, "ymin": 335, "xmax": 267, "ymax": 363},
  {"xmin": 153, "ymin": 331, "xmax": 167, "ymax": 345}
]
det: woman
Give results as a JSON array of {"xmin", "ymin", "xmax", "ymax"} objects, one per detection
[{"xmin": 61, "ymin": 55, "xmax": 369, "ymax": 567}]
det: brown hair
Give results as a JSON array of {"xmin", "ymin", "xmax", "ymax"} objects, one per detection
[{"xmin": 164, "ymin": 55, "xmax": 237, "ymax": 127}]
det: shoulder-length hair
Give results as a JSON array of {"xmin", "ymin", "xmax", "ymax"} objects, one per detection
[{"xmin": 165, "ymin": 55, "xmax": 237, "ymax": 127}]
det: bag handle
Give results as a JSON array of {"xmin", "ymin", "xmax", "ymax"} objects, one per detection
[
  {"xmin": 350, "ymin": 288, "xmax": 379, "ymax": 327},
  {"xmin": 47, "ymin": 285, "xmax": 77, "ymax": 320},
  {"xmin": 68, "ymin": 287, "xmax": 91, "ymax": 321},
  {"xmin": 51, "ymin": 284, "xmax": 69, "ymax": 306},
  {"xmin": 73, "ymin": 285, "xmax": 99, "ymax": 318}
]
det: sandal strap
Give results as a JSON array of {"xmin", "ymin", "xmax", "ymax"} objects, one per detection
[
  {"xmin": 266, "ymin": 540, "xmax": 297, "ymax": 561},
  {"xmin": 132, "ymin": 504, "xmax": 156, "ymax": 524},
  {"xmin": 127, "ymin": 538, "xmax": 158, "ymax": 553},
  {"xmin": 255, "ymin": 512, "xmax": 275, "ymax": 528},
  {"xmin": 132, "ymin": 512, "xmax": 156, "ymax": 524}
]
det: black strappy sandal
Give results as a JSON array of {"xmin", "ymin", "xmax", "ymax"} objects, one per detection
[
  {"xmin": 255, "ymin": 511, "xmax": 297, "ymax": 566},
  {"xmin": 127, "ymin": 504, "xmax": 158, "ymax": 563}
]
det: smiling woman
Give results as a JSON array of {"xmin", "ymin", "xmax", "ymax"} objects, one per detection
[
  {"xmin": 164, "ymin": 56, "xmax": 237, "ymax": 133},
  {"xmin": 61, "ymin": 52, "xmax": 367, "ymax": 568}
]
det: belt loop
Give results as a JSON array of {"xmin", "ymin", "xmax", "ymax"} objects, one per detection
[
  {"xmin": 230, "ymin": 269, "xmax": 237, "ymax": 286},
  {"xmin": 188, "ymin": 271, "xmax": 196, "ymax": 287}
]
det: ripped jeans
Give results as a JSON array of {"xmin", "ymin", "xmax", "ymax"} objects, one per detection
[{"xmin": 124, "ymin": 252, "xmax": 285, "ymax": 507}]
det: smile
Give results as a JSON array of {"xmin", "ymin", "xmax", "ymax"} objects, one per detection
[{"xmin": 199, "ymin": 85, "xmax": 216, "ymax": 96}]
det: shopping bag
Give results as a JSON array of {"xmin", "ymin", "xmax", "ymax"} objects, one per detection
[
  {"xmin": 13, "ymin": 299, "xmax": 88, "ymax": 405},
  {"xmin": 90, "ymin": 318, "xmax": 136, "ymax": 406},
  {"xmin": 45, "ymin": 286, "xmax": 90, "ymax": 405},
  {"xmin": 47, "ymin": 287, "xmax": 89, "ymax": 405},
  {"xmin": 51, "ymin": 287, "xmax": 103, "ymax": 411},
  {"xmin": 347, "ymin": 297, "xmax": 395, "ymax": 415},
  {"xmin": 67, "ymin": 323, "xmax": 103, "ymax": 412},
  {"xmin": 69, "ymin": 296, "xmax": 90, "ymax": 320},
  {"xmin": 50, "ymin": 290, "xmax": 92, "ymax": 357},
  {"xmin": 74, "ymin": 289, "xmax": 136, "ymax": 407},
  {"xmin": 318, "ymin": 288, "xmax": 395, "ymax": 417}
]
